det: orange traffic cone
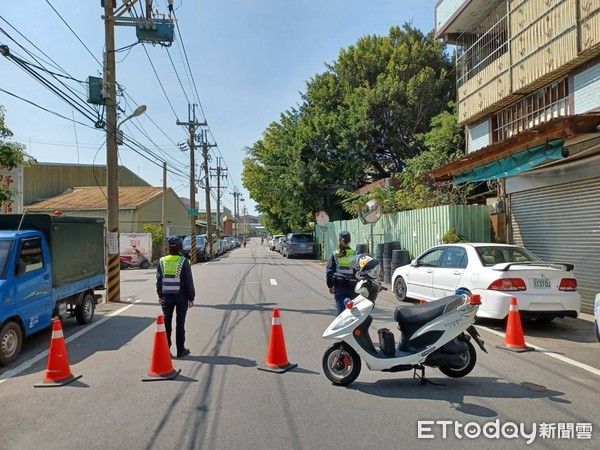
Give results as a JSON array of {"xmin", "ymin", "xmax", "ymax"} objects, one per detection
[
  {"xmin": 419, "ymin": 299, "xmax": 427, "ymax": 304},
  {"xmin": 497, "ymin": 297, "xmax": 534, "ymax": 352},
  {"xmin": 34, "ymin": 319, "xmax": 81, "ymax": 387},
  {"xmin": 258, "ymin": 308, "xmax": 297, "ymax": 374},
  {"xmin": 142, "ymin": 315, "xmax": 181, "ymax": 381}
]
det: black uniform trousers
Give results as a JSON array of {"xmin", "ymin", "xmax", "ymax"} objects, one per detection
[{"xmin": 160, "ymin": 294, "xmax": 189, "ymax": 354}]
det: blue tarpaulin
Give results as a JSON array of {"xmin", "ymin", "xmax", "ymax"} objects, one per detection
[{"xmin": 452, "ymin": 139, "xmax": 565, "ymax": 185}]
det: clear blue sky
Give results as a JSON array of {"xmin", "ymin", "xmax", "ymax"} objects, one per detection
[{"xmin": 0, "ymin": 1, "xmax": 436, "ymax": 216}]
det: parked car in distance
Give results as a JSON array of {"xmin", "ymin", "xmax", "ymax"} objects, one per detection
[
  {"xmin": 224, "ymin": 236, "xmax": 237, "ymax": 250},
  {"xmin": 270, "ymin": 234, "xmax": 285, "ymax": 251},
  {"xmin": 183, "ymin": 235, "xmax": 209, "ymax": 262},
  {"xmin": 282, "ymin": 233, "xmax": 315, "ymax": 258},
  {"xmin": 275, "ymin": 236, "xmax": 286, "ymax": 254},
  {"xmin": 391, "ymin": 243, "xmax": 580, "ymax": 321}
]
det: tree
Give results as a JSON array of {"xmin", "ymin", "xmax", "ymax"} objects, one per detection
[
  {"xmin": 242, "ymin": 24, "xmax": 454, "ymax": 232},
  {"xmin": 143, "ymin": 223, "xmax": 165, "ymax": 259},
  {"xmin": 0, "ymin": 106, "xmax": 29, "ymax": 204},
  {"xmin": 394, "ymin": 102, "xmax": 471, "ymax": 210}
]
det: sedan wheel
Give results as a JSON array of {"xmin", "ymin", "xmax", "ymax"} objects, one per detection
[{"xmin": 393, "ymin": 276, "xmax": 408, "ymax": 302}]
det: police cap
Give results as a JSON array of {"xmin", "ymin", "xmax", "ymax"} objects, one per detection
[
  {"xmin": 339, "ymin": 231, "xmax": 351, "ymax": 243},
  {"xmin": 168, "ymin": 236, "xmax": 183, "ymax": 247}
]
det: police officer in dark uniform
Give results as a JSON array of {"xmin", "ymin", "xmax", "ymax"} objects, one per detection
[
  {"xmin": 326, "ymin": 231, "xmax": 358, "ymax": 315},
  {"xmin": 156, "ymin": 236, "xmax": 196, "ymax": 358}
]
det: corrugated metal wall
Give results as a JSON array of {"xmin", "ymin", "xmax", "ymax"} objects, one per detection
[
  {"xmin": 316, "ymin": 205, "xmax": 491, "ymax": 264},
  {"xmin": 24, "ymin": 164, "xmax": 150, "ymax": 205},
  {"xmin": 510, "ymin": 177, "xmax": 600, "ymax": 313}
]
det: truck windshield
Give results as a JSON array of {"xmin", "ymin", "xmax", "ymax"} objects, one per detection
[{"xmin": 0, "ymin": 240, "xmax": 14, "ymax": 279}]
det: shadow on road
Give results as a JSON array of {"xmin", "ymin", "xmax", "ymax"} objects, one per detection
[{"xmin": 348, "ymin": 376, "xmax": 568, "ymax": 418}]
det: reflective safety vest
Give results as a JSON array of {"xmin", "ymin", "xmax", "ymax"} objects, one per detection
[
  {"xmin": 159, "ymin": 255, "xmax": 186, "ymax": 295},
  {"xmin": 333, "ymin": 248, "xmax": 355, "ymax": 285}
]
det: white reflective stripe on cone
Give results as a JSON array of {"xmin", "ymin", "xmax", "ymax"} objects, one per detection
[
  {"xmin": 52, "ymin": 329, "xmax": 64, "ymax": 339},
  {"xmin": 157, "ymin": 323, "xmax": 166, "ymax": 332},
  {"xmin": 272, "ymin": 317, "xmax": 281, "ymax": 326},
  {"xmin": 509, "ymin": 304, "xmax": 519, "ymax": 312}
]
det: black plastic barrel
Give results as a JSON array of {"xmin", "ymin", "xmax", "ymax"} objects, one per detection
[
  {"xmin": 355, "ymin": 243, "xmax": 368, "ymax": 254},
  {"xmin": 383, "ymin": 241, "xmax": 402, "ymax": 258},
  {"xmin": 392, "ymin": 249, "xmax": 410, "ymax": 265}
]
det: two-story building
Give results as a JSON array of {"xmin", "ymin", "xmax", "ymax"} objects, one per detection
[{"xmin": 432, "ymin": 0, "xmax": 600, "ymax": 312}]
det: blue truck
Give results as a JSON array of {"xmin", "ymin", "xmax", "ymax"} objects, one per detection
[{"xmin": 0, "ymin": 214, "xmax": 106, "ymax": 365}]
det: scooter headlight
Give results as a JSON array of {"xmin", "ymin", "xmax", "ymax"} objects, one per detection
[{"xmin": 331, "ymin": 316, "xmax": 358, "ymax": 331}]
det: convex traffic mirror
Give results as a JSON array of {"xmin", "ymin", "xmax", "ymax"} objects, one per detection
[{"xmin": 358, "ymin": 199, "xmax": 382, "ymax": 224}]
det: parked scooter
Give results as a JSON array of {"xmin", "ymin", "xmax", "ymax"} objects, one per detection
[
  {"xmin": 120, "ymin": 244, "xmax": 151, "ymax": 270},
  {"xmin": 322, "ymin": 255, "xmax": 486, "ymax": 386}
]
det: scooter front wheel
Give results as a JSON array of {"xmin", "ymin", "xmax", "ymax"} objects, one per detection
[{"xmin": 322, "ymin": 343, "xmax": 361, "ymax": 386}]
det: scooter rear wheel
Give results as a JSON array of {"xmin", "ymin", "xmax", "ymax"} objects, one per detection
[
  {"xmin": 439, "ymin": 339, "xmax": 477, "ymax": 378},
  {"xmin": 322, "ymin": 343, "xmax": 361, "ymax": 386}
]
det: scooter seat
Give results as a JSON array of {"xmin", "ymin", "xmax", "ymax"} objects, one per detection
[{"xmin": 394, "ymin": 295, "xmax": 464, "ymax": 326}]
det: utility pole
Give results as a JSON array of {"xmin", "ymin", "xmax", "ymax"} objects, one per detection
[
  {"xmin": 103, "ymin": 1, "xmax": 120, "ymax": 303},
  {"xmin": 199, "ymin": 129, "xmax": 217, "ymax": 256},
  {"xmin": 161, "ymin": 161, "xmax": 167, "ymax": 256},
  {"xmin": 177, "ymin": 104, "xmax": 206, "ymax": 264},
  {"xmin": 101, "ymin": 1, "xmax": 172, "ymax": 301},
  {"xmin": 230, "ymin": 189, "xmax": 243, "ymax": 236},
  {"xmin": 212, "ymin": 158, "xmax": 227, "ymax": 234}
]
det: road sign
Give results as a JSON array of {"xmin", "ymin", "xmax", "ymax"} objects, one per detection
[
  {"xmin": 315, "ymin": 211, "xmax": 329, "ymax": 227},
  {"xmin": 188, "ymin": 208, "xmax": 198, "ymax": 216}
]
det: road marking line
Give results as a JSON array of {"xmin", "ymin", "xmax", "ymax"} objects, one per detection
[
  {"xmin": 478, "ymin": 325, "xmax": 600, "ymax": 377},
  {"xmin": 270, "ymin": 279, "xmax": 278, "ymax": 286},
  {"xmin": 0, "ymin": 299, "xmax": 141, "ymax": 385}
]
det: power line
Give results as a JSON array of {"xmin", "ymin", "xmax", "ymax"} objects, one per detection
[
  {"xmin": 44, "ymin": 0, "xmax": 102, "ymax": 67},
  {"xmin": 142, "ymin": 43, "xmax": 180, "ymax": 120},
  {"xmin": 0, "ymin": 16, "xmax": 74, "ymax": 77},
  {"xmin": 0, "ymin": 87, "xmax": 96, "ymax": 128},
  {"xmin": 166, "ymin": 47, "xmax": 190, "ymax": 105}
]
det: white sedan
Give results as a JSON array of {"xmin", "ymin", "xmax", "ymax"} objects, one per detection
[{"xmin": 391, "ymin": 243, "xmax": 581, "ymax": 321}]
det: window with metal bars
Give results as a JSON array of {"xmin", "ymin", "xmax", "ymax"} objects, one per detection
[{"xmin": 492, "ymin": 78, "xmax": 569, "ymax": 143}]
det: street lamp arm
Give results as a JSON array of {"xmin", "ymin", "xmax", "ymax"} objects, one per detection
[{"xmin": 117, "ymin": 104, "xmax": 147, "ymax": 128}]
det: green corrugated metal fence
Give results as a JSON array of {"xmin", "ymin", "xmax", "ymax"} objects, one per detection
[{"xmin": 315, "ymin": 205, "xmax": 491, "ymax": 261}]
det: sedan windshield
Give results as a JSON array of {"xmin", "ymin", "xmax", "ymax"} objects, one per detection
[{"xmin": 477, "ymin": 246, "xmax": 542, "ymax": 267}]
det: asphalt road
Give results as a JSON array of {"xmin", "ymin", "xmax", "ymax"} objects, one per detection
[{"xmin": 0, "ymin": 237, "xmax": 598, "ymax": 449}]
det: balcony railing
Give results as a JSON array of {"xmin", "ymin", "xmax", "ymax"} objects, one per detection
[{"xmin": 456, "ymin": 1, "xmax": 508, "ymax": 88}]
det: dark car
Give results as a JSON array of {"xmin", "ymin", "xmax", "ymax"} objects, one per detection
[
  {"xmin": 282, "ymin": 233, "xmax": 316, "ymax": 258},
  {"xmin": 182, "ymin": 235, "xmax": 209, "ymax": 261}
]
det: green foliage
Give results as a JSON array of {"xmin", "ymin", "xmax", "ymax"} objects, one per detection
[
  {"xmin": 143, "ymin": 223, "xmax": 165, "ymax": 259},
  {"xmin": 0, "ymin": 106, "xmax": 30, "ymax": 203},
  {"xmin": 143, "ymin": 223, "xmax": 164, "ymax": 246},
  {"xmin": 442, "ymin": 227, "xmax": 467, "ymax": 243},
  {"xmin": 394, "ymin": 102, "xmax": 471, "ymax": 210},
  {"xmin": 242, "ymin": 24, "xmax": 455, "ymax": 230}
]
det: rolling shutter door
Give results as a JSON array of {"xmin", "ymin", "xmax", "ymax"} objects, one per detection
[{"xmin": 510, "ymin": 177, "xmax": 600, "ymax": 313}]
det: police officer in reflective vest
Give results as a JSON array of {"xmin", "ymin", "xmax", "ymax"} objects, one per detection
[
  {"xmin": 326, "ymin": 231, "xmax": 357, "ymax": 315},
  {"xmin": 156, "ymin": 236, "xmax": 196, "ymax": 358}
]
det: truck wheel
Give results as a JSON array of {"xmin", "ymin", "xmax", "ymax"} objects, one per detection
[
  {"xmin": 141, "ymin": 260, "xmax": 150, "ymax": 269},
  {"xmin": 0, "ymin": 321, "xmax": 23, "ymax": 366},
  {"xmin": 75, "ymin": 293, "xmax": 95, "ymax": 325}
]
